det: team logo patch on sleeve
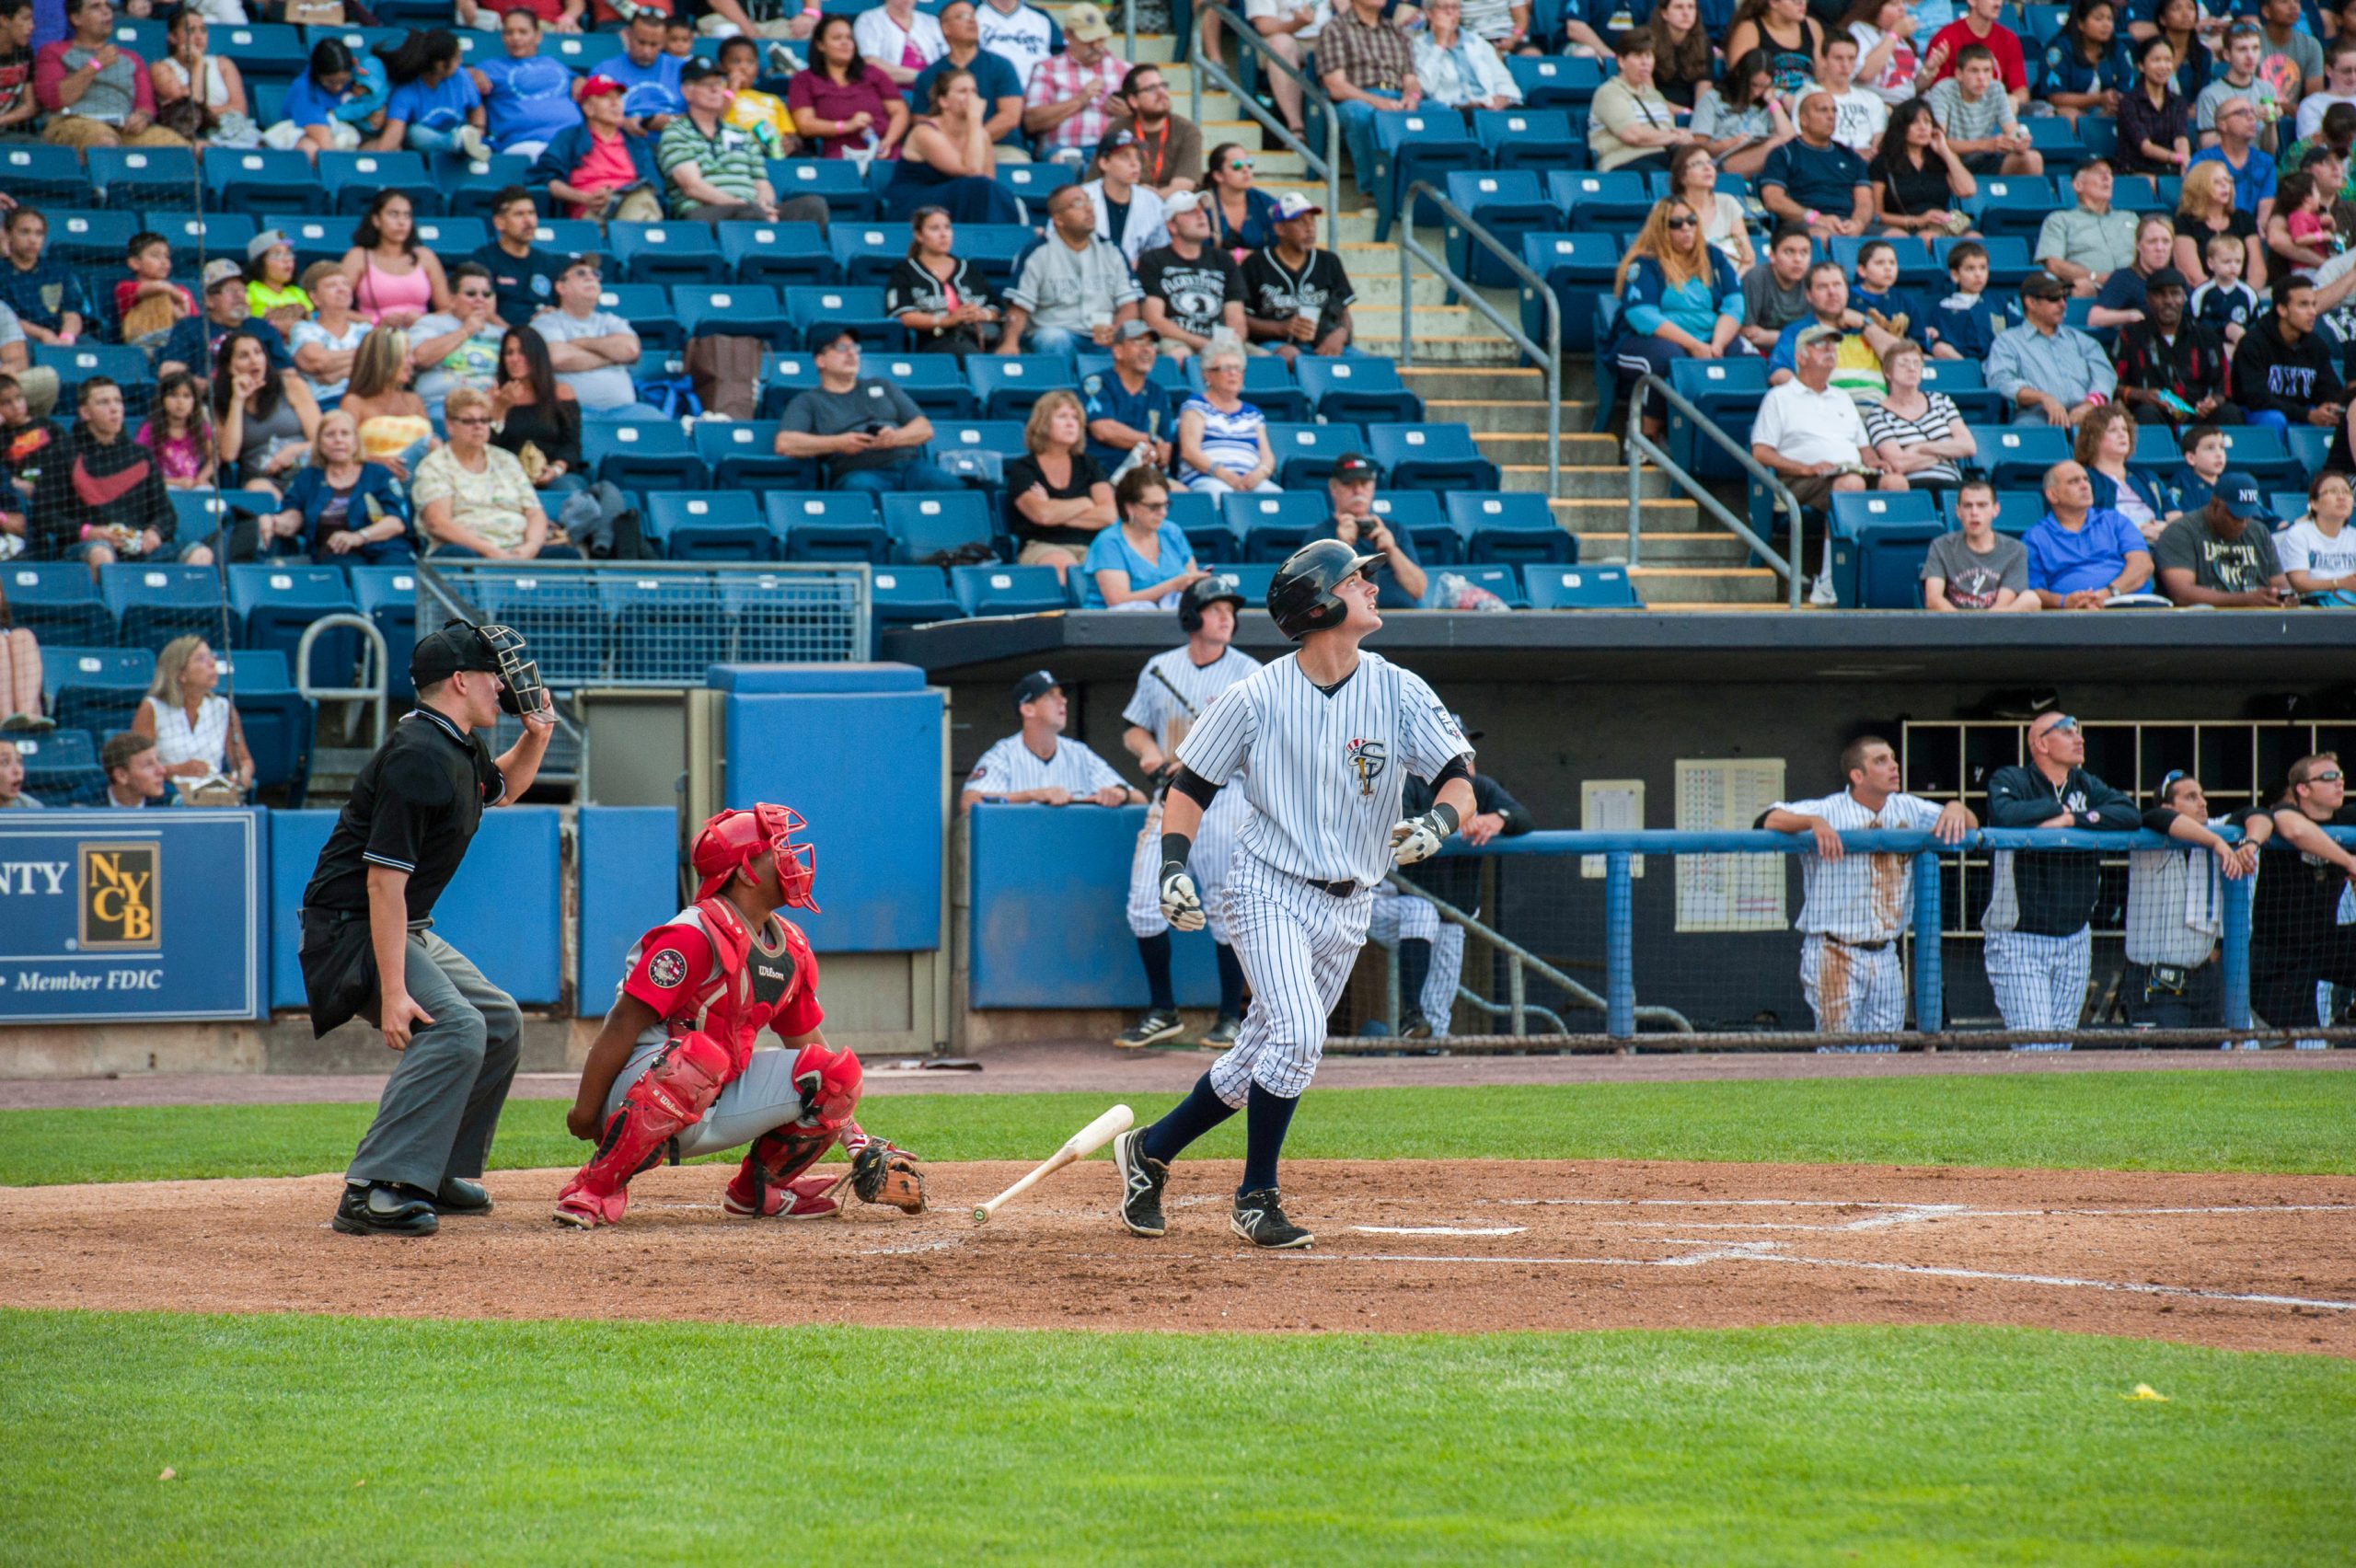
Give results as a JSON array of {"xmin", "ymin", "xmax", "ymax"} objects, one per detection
[{"xmin": 647, "ymin": 948, "xmax": 688, "ymax": 989}]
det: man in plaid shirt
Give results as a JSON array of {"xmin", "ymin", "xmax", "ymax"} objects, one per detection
[
  {"xmin": 1024, "ymin": 2, "xmax": 1132, "ymax": 163},
  {"xmin": 1318, "ymin": 0, "xmax": 1421, "ymax": 199}
]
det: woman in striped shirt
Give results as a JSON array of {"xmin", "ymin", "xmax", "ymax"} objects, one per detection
[
  {"xmin": 1176, "ymin": 335, "xmax": 1280, "ymax": 497},
  {"xmin": 1862, "ymin": 339, "xmax": 1976, "ymax": 490}
]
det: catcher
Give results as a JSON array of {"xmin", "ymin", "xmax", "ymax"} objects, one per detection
[{"xmin": 554, "ymin": 803, "xmax": 925, "ymax": 1228}]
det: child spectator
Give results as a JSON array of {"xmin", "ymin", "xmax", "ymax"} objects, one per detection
[
  {"xmin": 664, "ymin": 14, "xmax": 697, "ymax": 56},
  {"xmin": 2281, "ymin": 169, "xmax": 2339, "ymax": 258},
  {"xmin": 0, "ymin": 374, "xmax": 62, "ymax": 495},
  {"xmin": 2188, "ymin": 232, "xmax": 2259, "ymax": 345},
  {"xmin": 135, "ymin": 371, "xmax": 215, "ymax": 491},
  {"xmin": 1849, "ymin": 239, "xmax": 1915, "ymax": 340},
  {"xmin": 1927, "ymin": 239, "xmax": 2009, "ymax": 360},
  {"xmin": 2165, "ymin": 422, "xmax": 2230, "ymax": 519},
  {"xmin": 0, "ymin": 739, "xmax": 40, "ymax": 809},
  {"xmin": 115, "ymin": 233, "xmax": 195, "ymax": 352},
  {"xmin": 244, "ymin": 229, "xmax": 313, "ymax": 341}
]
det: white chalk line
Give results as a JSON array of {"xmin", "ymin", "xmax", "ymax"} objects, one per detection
[{"xmin": 1351, "ymin": 1225, "xmax": 1528, "ymax": 1237}]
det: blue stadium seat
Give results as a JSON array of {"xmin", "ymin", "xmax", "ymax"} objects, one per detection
[
  {"xmin": 1831, "ymin": 234, "xmax": 1932, "ymax": 281},
  {"xmin": 930, "ymin": 419, "xmax": 1028, "ymax": 466},
  {"xmin": 1297, "ymin": 357, "xmax": 1424, "ymax": 425},
  {"xmin": 970, "ymin": 353, "xmax": 1075, "ymax": 420},
  {"xmin": 533, "ymin": 218, "xmax": 605, "ymax": 256},
  {"xmin": 2023, "ymin": 3, "xmax": 2069, "ymax": 42},
  {"xmin": 100, "ymin": 564, "xmax": 223, "ymax": 652},
  {"xmin": 1371, "ymin": 110, "xmax": 1483, "ymax": 239},
  {"xmin": 2287, "ymin": 424, "xmax": 2333, "ymax": 479},
  {"xmin": 475, "ymin": 572, "xmax": 606, "ymax": 686},
  {"xmin": 584, "ymin": 421, "xmax": 709, "ymax": 490},
  {"xmin": 442, "ymin": 155, "xmax": 537, "ymax": 218},
  {"xmin": 1969, "ymin": 177, "xmax": 2062, "ymax": 240},
  {"xmin": 110, "ymin": 17, "xmax": 167, "ymax": 55},
  {"xmin": 0, "ymin": 145, "xmax": 92, "ymax": 206},
  {"xmin": 166, "ymin": 492, "xmax": 236, "ymax": 549},
  {"xmin": 319, "ymin": 151, "xmax": 438, "ymax": 214},
  {"xmin": 1366, "ymin": 489, "xmax": 1455, "ymax": 567},
  {"xmin": 249, "ymin": 77, "xmax": 287, "ymax": 127},
  {"xmin": 410, "ymin": 215, "xmax": 488, "ymax": 256},
  {"xmin": 831, "ymin": 222, "xmax": 911, "ymax": 287},
  {"xmin": 88, "ymin": 145, "xmax": 200, "ymax": 210},
  {"xmin": 13, "ymin": 729, "xmax": 107, "ymax": 807},
  {"xmin": 1524, "ymin": 563, "xmax": 1642, "ymax": 608},
  {"xmin": 202, "ymin": 148, "xmax": 314, "ymax": 214},
  {"xmin": 211, "ymin": 22, "xmax": 308, "ymax": 80},
  {"xmin": 676, "ymin": 283, "xmax": 795, "ymax": 346},
  {"xmin": 1941, "ymin": 489, "xmax": 2051, "ymax": 536},
  {"xmin": 769, "ymin": 158, "xmax": 877, "ymax": 218},
  {"xmin": 956, "ymin": 224, "xmax": 1034, "ymax": 284},
  {"xmin": 1472, "ymin": 108, "xmax": 1580, "ymax": 174},
  {"xmin": 221, "ymin": 648, "xmax": 316, "ymax": 801},
  {"xmin": 1933, "ymin": 234, "xmax": 2038, "ymax": 291},
  {"xmin": 1522, "ymin": 232, "xmax": 1625, "ymax": 350},
  {"xmin": 603, "ymin": 573, "xmax": 733, "ymax": 682},
  {"xmin": 695, "ymin": 420, "xmax": 811, "ymax": 489},
  {"xmin": 1230, "ymin": 357, "xmax": 1310, "ymax": 422},
  {"xmin": 785, "ymin": 285, "xmax": 900, "ymax": 351},
  {"xmin": 1168, "ymin": 490, "xmax": 1236, "ymax": 560},
  {"xmin": 145, "ymin": 209, "xmax": 257, "ymax": 257},
  {"xmin": 1913, "ymin": 359, "xmax": 2006, "ymax": 423},
  {"xmin": 39, "ymin": 343, "xmax": 156, "ymax": 417},
  {"xmin": 768, "ymin": 491, "xmax": 889, "ymax": 562},
  {"xmin": 871, "ymin": 565, "xmax": 964, "ymax": 636},
  {"xmin": 1369, "ymin": 423, "xmax": 1501, "ymax": 492},
  {"xmin": 1665, "ymin": 355, "xmax": 1773, "ymax": 479},
  {"xmin": 2023, "ymin": 115, "xmax": 2088, "ymax": 170},
  {"xmin": 1980, "ymin": 424, "xmax": 2073, "ymax": 487},
  {"xmin": 226, "ymin": 564, "xmax": 359, "ymax": 686},
  {"xmin": 756, "ymin": 351, "xmax": 823, "ymax": 419},
  {"xmin": 647, "ymin": 492, "xmax": 774, "ymax": 560},
  {"xmin": 721, "ymin": 221, "xmax": 835, "ymax": 286},
  {"xmin": 1226, "ymin": 491, "xmax": 1328, "ymax": 563},
  {"xmin": 1827, "ymin": 492, "xmax": 1946, "ymax": 608},
  {"xmin": 1204, "ymin": 562, "xmax": 1276, "ymax": 605},
  {"xmin": 40, "ymin": 208, "xmax": 137, "ymax": 263},
  {"xmin": 1506, "ymin": 54, "xmax": 1607, "ymax": 110},
  {"xmin": 610, "ymin": 221, "xmax": 726, "ymax": 285},
  {"xmin": 347, "ymin": 564, "xmax": 419, "ymax": 700},
  {"xmin": 951, "ymin": 563, "xmax": 1067, "ymax": 617},
  {"xmin": 883, "ymin": 491, "xmax": 996, "ymax": 564},
  {"xmin": 1448, "ymin": 491, "xmax": 1574, "ymax": 564},
  {"xmin": 1548, "ymin": 170, "xmax": 1657, "ymax": 230},
  {"xmin": 993, "ymin": 161, "xmax": 1074, "ymax": 217},
  {"xmin": 1446, "ymin": 170, "xmax": 1560, "ymax": 287},
  {"xmin": 2212, "ymin": 426, "xmax": 2302, "ymax": 486},
  {"xmin": 1427, "ymin": 563, "xmax": 1528, "ymax": 608},
  {"xmin": 865, "ymin": 352, "xmax": 977, "ymax": 419},
  {"xmin": 537, "ymin": 29, "xmax": 625, "ymax": 68},
  {"xmin": 1267, "ymin": 421, "xmax": 1368, "ymax": 489},
  {"xmin": 595, "ymin": 283, "xmax": 685, "ymax": 353},
  {"xmin": 261, "ymin": 213, "xmax": 352, "ymax": 269},
  {"xmin": 45, "ymin": 645, "xmax": 152, "ymax": 738},
  {"xmin": 6, "ymin": 564, "xmax": 112, "ymax": 646}
]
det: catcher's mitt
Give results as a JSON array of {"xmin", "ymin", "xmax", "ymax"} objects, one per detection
[{"xmin": 849, "ymin": 1142, "xmax": 927, "ymax": 1213}]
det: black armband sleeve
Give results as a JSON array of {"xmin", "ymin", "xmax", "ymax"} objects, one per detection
[
  {"xmin": 1172, "ymin": 766, "xmax": 1221, "ymax": 808},
  {"xmin": 1431, "ymin": 754, "xmax": 1472, "ymax": 793}
]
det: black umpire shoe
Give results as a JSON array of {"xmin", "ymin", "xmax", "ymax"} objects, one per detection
[
  {"xmin": 434, "ymin": 1178, "xmax": 493, "ymax": 1216},
  {"xmin": 331, "ymin": 1182, "xmax": 440, "ymax": 1237},
  {"xmin": 1115, "ymin": 1009, "xmax": 1184, "ymax": 1049},
  {"xmin": 1399, "ymin": 1009, "xmax": 1434, "ymax": 1041},
  {"xmin": 1113, "ymin": 1127, "xmax": 1168, "ymax": 1237},
  {"xmin": 1230, "ymin": 1188, "xmax": 1312, "ymax": 1250}
]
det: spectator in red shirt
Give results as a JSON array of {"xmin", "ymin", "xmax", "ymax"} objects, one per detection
[
  {"xmin": 32, "ymin": 0, "xmax": 188, "ymax": 148},
  {"xmin": 1917, "ymin": 0, "xmax": 2029, "ymax": 110},
  {"xmin": 113, "ymin": 231, "xmax": 194, "ymax": 352}
]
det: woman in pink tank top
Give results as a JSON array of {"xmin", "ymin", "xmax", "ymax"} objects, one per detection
[{"xmin": 337, "ymin": 190, "xmax": 450, "ymax": 331}]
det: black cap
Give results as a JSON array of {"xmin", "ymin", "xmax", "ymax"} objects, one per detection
[
  {"xmin": 1095, "ymin": 126, "xmax": 1140, "ymax": 158},
  {"xmin": 410, "ymin": 620, "xmax": 500, "ymax": 688},
  {"xmin": 1012, "ymin": 669, "xmax": 1061, "ymax": 708},
  {"xmin": 1330, "ymin": 453, "xmax": 1377, "ymax": 483},
  {"xmin": 679, "ymin": 55, "xmax": 724, "ymax": 85},
  {"xmin": 2020, "ymin": 271, "xmax": 2071, "ymax": 299},
  {"xmin": 2144, "ymin": 266, "xmax": 2189, "ymax": 294}
]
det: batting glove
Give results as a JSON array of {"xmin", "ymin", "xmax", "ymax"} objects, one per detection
[
  {"xmin": 1389, "ymin": 811, "xmax": 1450, "ymax": 866},
  {"xmin": 1159, "ymin": 860, "xmax": 1207, "ymax": 932}
]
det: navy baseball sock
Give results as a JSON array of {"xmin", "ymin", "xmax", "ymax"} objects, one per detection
[
  {"xmin": 1240, "ymin": 1081, "xmax": 1299, "ymax": 1195},
  {"xmin": 1136, "ymin": 932, "xmax": 1175, "ymax": 1013},
  {"xmin": 1214, "ymin": 940, "xmax": 1246, "ymax": 1019},
  {"xmin": 1141, "ymin": 1072, "xmax": 1236, "ymax": 1165},
  {"xmin": 1398, "ymin": 938, "xmax": 1432, "ymax": 1013}
]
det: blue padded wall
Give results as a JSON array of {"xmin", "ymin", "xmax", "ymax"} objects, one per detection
[
  {"xmin": 967, "ymin": 803, "xmax": 1222, "ymax": 1009},
  {"xmin": 575, "ymin": 805, "xmax": 682, "ymax": 1009}
]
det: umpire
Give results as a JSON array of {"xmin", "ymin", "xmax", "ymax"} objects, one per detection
[{"xmin": 302, "ymin": 620, "xmax": 555, "ymax": 1237}]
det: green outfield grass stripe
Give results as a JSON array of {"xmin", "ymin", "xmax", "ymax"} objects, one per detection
[
  {"xmin": 2, "ymin": 1310, "xmax": 2350, "ymax": 1565},
  {"xmin": 6, "ymin": 1071, "xmax": 2353, "ymax": 1187}
]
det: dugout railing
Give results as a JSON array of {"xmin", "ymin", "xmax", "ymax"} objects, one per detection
[{"xmin": 1338, "ymin": 825, "xmax": 2356, "ymax": 1054}]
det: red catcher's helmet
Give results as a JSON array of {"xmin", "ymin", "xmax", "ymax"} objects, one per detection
[
  {"xmin": 791, "ymin": 1042, "xmax": 861, "ymax": 1130},
  {"xmin": 691, "ymin": 803, "xmax": 819, "ymax": 911}
]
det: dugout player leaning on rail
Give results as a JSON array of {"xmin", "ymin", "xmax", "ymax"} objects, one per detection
[
  {"xmin": 303, "ymin": 621, "xmax": 555, "ymax": 1238},
  {"xmin": 2121, "ymin": 772, "xmax": 2267, "ymax": 1031},
  {"xmin": 2249, "ymin": 754, "xmax": 2356, "ymax": 1034}
]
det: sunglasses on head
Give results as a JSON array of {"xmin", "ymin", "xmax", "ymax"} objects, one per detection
[{"xmin": 2045, "ymin": 715, "xmax": 2080, "ymax": 734}]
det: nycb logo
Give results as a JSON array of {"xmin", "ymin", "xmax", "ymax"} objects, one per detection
[{"xmin": 80, "ymin": 844, "xmax": 159, "ymax": 950}]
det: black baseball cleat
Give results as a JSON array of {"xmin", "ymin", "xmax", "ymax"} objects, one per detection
[
  {"xmin": 434, "ymin": 1178, "xmax": 493, "ymax": 1216},
  {"xmin": 1399, "ymin": 1009, "xmax": 1434, "ymax": 1041},
  {"xmin": 1115, "ymin": 1009, "xmax": 1184, "ymax": 1049},
  {"xmin": 1230, "ymin": 1188, "xmax": 1312, "ymax": 1250},
  {"xmin": 331, "ymin": 1182, "xmax": 440, "ymax": 1237},
  {"xmin": 1201, "ymin": 1015, "xmax": 1242, "ymax": 1047},
  {"xmin": 1113, "ymin": 1127, "xmax": 1168, "ymax": 1237}
]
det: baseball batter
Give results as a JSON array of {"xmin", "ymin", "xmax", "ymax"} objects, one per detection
[
  {"xmin": 1114, "ymin": 539, "xmax": 1475, "ymax": 1249},
  {"xmin": 1116, "ymin": 573, "xmax": 1261, "ymax": 1048},
  {"xmin": 553, "ymin": 804, "xmax": 924, "ymax": 1228}
]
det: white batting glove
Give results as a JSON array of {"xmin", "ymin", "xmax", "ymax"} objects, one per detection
[
  {"xmin": 1159, "ymin": 862, "xmax": 1207, "ymax": 932},
  {"xmin": 1389, "ymin": 812, "xmax": 1449, "ymax": 866}
]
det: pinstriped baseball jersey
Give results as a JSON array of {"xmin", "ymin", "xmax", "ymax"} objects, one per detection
[
  {"xmin": 1771, "ymin": 789, "xmax": 1945, "ymax": 942},
  {"xmin": 1177, "ymin": 651, "xmax": 1472, "ymax": 887},
  {"xmin": 965, "ymin": 733, "xmax": 1127, "ymax": 798},
  {"xmin": 1122, "ymin": 645, "xmax": 1262, "ymax": 772}
]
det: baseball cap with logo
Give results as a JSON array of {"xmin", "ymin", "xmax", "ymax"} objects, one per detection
[
  {"xmin": 679, "ymin": 55, "xmax": 723, "ymax": 85},
  {"xmin": 1111, "ymin": 317, "xmax": 1155, "ymax": 342},
  {"xmin": 1795, "ymin": 321, "xmax": 1843, "ymax": 348},
  {"xmin": 1271, "ymin": 191, "xmax": 1323, "ymax": 222},
  {"xmin": 1061, "ymin": 2, "xmax": 1112, "ymax": 40},
  {"xmin": 1012, "ymin": 670, "xmax": 1062, "ymax": 708},
  {"xmin": 247, "ymin": 228, "xmax": 292, "ymax": 262},
  {"xmin": 1162, "ymin": 190, "xmax": 1206, "ymax": 216},
  {"xmin": 202, "ymin": 258, "xmax": 246, "ymax": 290},
  {"xmin": 1096, "ymin": 126, "xmax": 1140, "ymax": 159},
  {"xmin": 2020, "ymin": 270, "xmax": 2072, "ymax": 300},
  {"xmin": 579, "ymin": 74, "xmax": 628, "ymax": 98},
  {"xmin": 2217, "ymin": 470, "xmax": 2266, "ymax": 519},
  {"xmin": 1331, "ymin": 453, "xmax": 1377, "ymax": 482}
]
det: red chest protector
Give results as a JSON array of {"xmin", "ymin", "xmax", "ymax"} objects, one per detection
[{"xmin": 632, "ymin": 898, "xmax": 818, "ymax": 1078}]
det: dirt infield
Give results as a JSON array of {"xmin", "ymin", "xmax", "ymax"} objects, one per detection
[{"xmin": 3, "ymin": 1159, "xmax": 2350, "ymax": 1356}]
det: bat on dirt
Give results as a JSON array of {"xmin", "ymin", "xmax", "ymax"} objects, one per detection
[{"xmin": 971, "ymin": 1103, "xmax": 1134, "ymax": 1225}]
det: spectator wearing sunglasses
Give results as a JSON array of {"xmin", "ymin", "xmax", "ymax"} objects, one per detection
[
  {"xmin": 2250, "ymin": 753, "xmax": 2356, "ymax": 1035},
  {"xmin": 1203, "ymin": 142, "xmax": 1278, "ymax": 259}
]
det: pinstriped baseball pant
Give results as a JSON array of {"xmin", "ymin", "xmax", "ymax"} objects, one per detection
[
  {"xmin": 1126, "ymin": 786, "xmax": 1247, "ymax": 944},
  {"xmin": 1208, "ymin": 853, "xmax": 1372, "ymax": 1105},
  {"xmin": 1799, "ymin": 933, "xmax": 1907, "ymax": 1035},
  {"xmin": 1984, "ymin": 927, "xmax": 2092, "ymax": 1049}
]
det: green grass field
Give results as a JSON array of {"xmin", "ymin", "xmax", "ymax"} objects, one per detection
[
  {"xmin": 3, "ymin": 1311, "xmax": 2349, "ymax": 1566},
  {"xmin": 11, "ymin": 1069, "xmax": 2352, "ymax": 1187}
]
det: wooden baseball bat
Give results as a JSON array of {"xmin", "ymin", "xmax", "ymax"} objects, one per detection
[{"xmin": 971, "ymin": 1103, "xmax": 1134, "ymax": 1224}]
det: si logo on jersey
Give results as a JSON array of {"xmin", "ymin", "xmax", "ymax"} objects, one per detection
[
  {"xmin": 1345, "ymin": 737, "xmax": 1387, "ymax": 795},
  {"xmin": 647, "ymin": 948, "xmax": 688, "ymax": 989}
]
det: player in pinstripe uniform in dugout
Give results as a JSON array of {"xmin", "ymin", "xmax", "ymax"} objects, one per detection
[
  {"xmin": 1113, "ymin": 539, "xmax": 1476, "ymax": 1249},
  {"xmin": 2122, "ymin": 772, "xmax": 2267, "ymax": 1030},
  {"xmin": 958, "ymin": 670, "xmax": 1144, "ymax": 814},
  {"xmin": 1116, "ymin": 574, "xmax": 1261, "ymax": 1049},
  {"xmin": 1758, "ymin": 736, "xmax": 1975, "ymax": 1045},
  {"xmin": 1981, "ymin": 712, "xmax": 2141, "ymax": 1047}
]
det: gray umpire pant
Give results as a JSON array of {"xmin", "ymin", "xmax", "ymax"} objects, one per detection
[{"xmin": 345, "ymin": 926, "xmax": 524, "ymax": 1193}]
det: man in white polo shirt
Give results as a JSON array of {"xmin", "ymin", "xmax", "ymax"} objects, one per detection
[{"xmin": 1749, "ymin": 322, "xmax": 1907, "ymax": 602}]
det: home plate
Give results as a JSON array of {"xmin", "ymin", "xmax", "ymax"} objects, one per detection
[{"xmin": 1352, "ymin": 1225, "xmax": 1528, "ymax": 1237}]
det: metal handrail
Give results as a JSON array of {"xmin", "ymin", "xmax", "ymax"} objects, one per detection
[
  {"xmin": 1125, "ymin": 0, "xmax": 1135, "ymax": 66},
  {"xmin": 1188, "ymin": 0, "xmax": 1342, "ymax": 248},
  {"xmin": 1396, "ymin": 181, "xmax": 1560, "ymax": 499},
  {"xmin": 294, "ymin": 612, "xmax": 389, "ymax": 755},
  {"xmin": 1626, "ymin": 371, "xmax": 1806, "ymax": 610}
]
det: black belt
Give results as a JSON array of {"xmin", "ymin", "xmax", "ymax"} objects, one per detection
[
  {"xmin": 1822, "ymin": 934, "xmax": 1891, "ymax": 952},
  {"xmin": 1303, "ymin": 875, "xmax": 1358, "ymax": 897}
]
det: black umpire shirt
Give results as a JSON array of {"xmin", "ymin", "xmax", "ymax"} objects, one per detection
[
  {"xmin": 2253, "ymin": 802, "xmax": 2356, "ymax": 951},
  {"xmin": 303, "ymin": 707, "xmax": 505, "ymax": 920}
]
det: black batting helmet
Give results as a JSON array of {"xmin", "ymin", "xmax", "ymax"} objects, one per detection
[
  {"xmin": 1266, "ymin": 539, "xmax": 1381, "ymax": 640},
  {"xmin": 1179, "ymin": 571, "xmax": 1247, "ymax": 634}
]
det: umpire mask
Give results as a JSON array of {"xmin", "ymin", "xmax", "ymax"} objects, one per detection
[{"xmin": 476, "ymin": 623, "xmax": 549, "ymax": 718}]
